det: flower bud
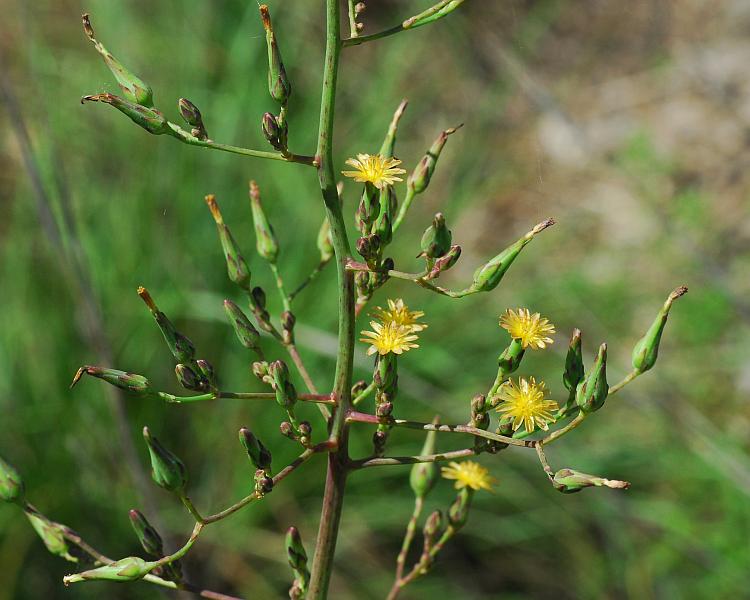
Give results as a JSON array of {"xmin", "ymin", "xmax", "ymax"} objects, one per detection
[
  {"xmin": 261, "ymin": 112, "xmax": 284, "ymax": 151},
  {"xmin": 252, "ymin": 360, "xmax": 270, "ymax": 381},
  {"xmin": 563, "ymin": 329, "xmax": 584, "ymax": 392},
  {"xmin": 286, "ymin": 526, "xmax": 308, "ymax": 571},
  {"xmin": 82, "ymin": 14, "xmax": 153, "ymax": 107},
  {"xmin": 317, "ymin": 214, "xmax": 335, "ymax": 263},
  {"xmin": 224, "ymin": 299, "xmax": 261, "ymax": 350},
  {"xmin": 470, "ymin": 218, "xmax": 554, "ymax": 293},
  {"xmin": 174, "ymin": 363, "xmax": 204, "ymax": 392},
  {"xmin": 71, "ymin": 366, "xmax": 151, "ymax": 395},
  {"xmin": 497, "ymin": 338, "xmax": 525, "ymax": 377},
  {"xmin": 423, "ymin": 509, "xmax": 443, "ymax": 543},
  {"xmin": 254, "ymin": 469, "xmax": 274, "ymax": 495},
  {"xmin": 282, "ymin": 311, "xmax": 296, "ymax": 344},
  {"xmin": 552, "ymin": 468, "xmax": 630, "ymax": 494},
  {"xmin": 195, "ymin": 359, "xmax": 216, "ymax": 388},
  {"xmin": 448, "ymin": 487, "xmax": 472, "ymax": 529},
  {"xmin": 270, "ymin": 360, "xmax": 297, "ymax": 409},
  {"xmin": 576, "ymin": 343, "xmax": 608, "ymax": 414},
  {"xmin": 178, "ymin": 98, "xmax": 208, "ymax": 140},
  {"xmin": 356, "ymin": 184, "xmax": 380, "ymax": 231},
  {"xmin": 632, "ymin": 286, "xmax": 688, "ymax": 374},
  {"xmin": 407, "ymin": 125, "xmax": 461, "ymax": 194},
  {"xmin": 409, "ymin": 425, "xmax": 438, "ymax": 498},
  {"xmin": 419, "ymin": 213, "xmax": 452, "ymax": 259},
  {"xmin": 25, "ymin": 507, "xmax": 76, "ymax": 561},
  {"xmin": 249, "ymin": 181, "xmax": 280, "ymax": 263},
  {"xmin": 81, "ymin": 94, "xmax": 169, "ymax": 135},
  {"xmin": 259, "ymin": 5, "xmax": 291, "ymax": 105},
  {"xmin": 128, "ymin": 509, "xmax": 163, "ymax": 557},
  {"xmin": 239, "ymin": 428, "xmax": 272, "ymax": 472},
  {"xmin": 137, "ymin": 286, "xmax": 196, "ymax": 363},
  {"xmin": 0, "ymin": 456, "xmax": 24, "ymax": 505},
  {"xmin": 63, "ymin": 556, "xmax": 156, "ymax": 585},
  {"xmin": 252, "ymin": 286, "xmax": 267, "ymax": 310},
  {"xmin": 425, "ymin": 244, "xmax": 461, "ymax": 280},
  {"xmin": 205, "ymin": 195, "xmax": 252, "ymax": 289},
  {"xmin": 297, "ymin": 421, "xmax": 312, "ymax": 446},
  {"xmin": 142, "ymin": 427, "xmax": 188, "ymax": 492},
  {"xmin": 379, "ymin": 99, "xmax": 408, "ymax": 158},
  {"xmin": 356, "ymin": 233, "xmax": 381, "ymax": 267},
  {"xmin": 280, "ymin": 421, "xmax": 295, "ymax": 439}
]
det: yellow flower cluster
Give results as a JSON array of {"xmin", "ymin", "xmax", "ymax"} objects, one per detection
[
  {"xmin": 360, "ymin": 298, "xmax": 425, "ymax": 356},
  {"xmin": 441, "ymin": 461, "xmax": 496, "ymax": 492}
]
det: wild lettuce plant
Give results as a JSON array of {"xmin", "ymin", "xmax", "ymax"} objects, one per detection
[{"xmin": 0, "ymin": 2, "xmax": 687, "ymax": 598}]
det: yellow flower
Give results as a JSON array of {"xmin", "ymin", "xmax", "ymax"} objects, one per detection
[
  {"xmin": 499, "ymin": 308, "xmax": 555, "ymax": 349},
  {"xmin": 494, "ymin": 376, "xmax": 558, "ymax": 434},
  {"xmin": 342, "ymin": 153, "xmax": 406, "ymax": 189},
  {"xmin": 360, "ymin": 321, "xmax": 419, "ymax": 356},
  {"xmin": 441, "ymin": 461, "xmax": 496, "ymax": 492},
  {"xmin": 371, "ymin": 298, "xmax": 427, "ymax": 332}
]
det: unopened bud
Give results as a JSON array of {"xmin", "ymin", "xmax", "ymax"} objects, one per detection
[
  {"xmin": 408, "ymin": 125, "xmax": 461, "ymax": 194},
  {"xmin": 552, "ymin": 468, "xmax": 630, "ymax": 494},
  {"xmin": 178, "ymin": 98, "xmax": 208, "ymax": 140},
  {"xmin": 81, "ymin": 94, "xmax": 169, "ymax": 135},
  {"xmin": 356, "ymin": 233, "xmax": 381, "ymax": 266},
  {"xmin": 410, "ymin": 423, "xmax": 438, "ymax": 498},
  {"xmin": 423, "ymin": 509, "xmax": 443, "ymax": 543},
  {"xmin": 254, "ymin": 469, "xmax": 274, "ymax": 495},
  {"xmin": 82, "ymin": 14, "xmax": 153, "ymax": 107},
  {"xmin": 270, "ymin": 360, "xmax": 296, "ymax": 409},
  {"xmin": 128, "ymin": 509, "xmax": 163, "ymax": 557},
  {"xmin": 239, "ymin": 428, "xmax": 273, "ymax": 472},
  {"xmin": 195, "ymin": 359, "xmax": 216, "ymax": 388},
  {"xmin": 426, "ymin": 244, "xmax": 461, "ymax": 280},
  {"xmin": 224, "ymin": 299, "xmax": 261, "ymax": 350},
  {"xmin": 317, "ymin": 215, "xmax": 335, "ymax": 263},
  {"xmin": 261, "ymin": 112, "xmax": 285, "ymax": 151},
  {"xmin": 282, "ymin": 311, "xmax": 296, "ymax": 345},
  {"xmin": 280, "ymin": 421, "xmax": 295, "ymax": 439},
  {"xmin": 471, "ymin": 219, "xmax": 554, "ymax": 293},
  {"xmin": 419, "ymin": 213, "xmax": 452, "ymax": 259},
  {"xmin": 372, "ymin": 430, "xmax": 388, "ymax": 455},
  {"xmin": 259, "ymin": 5, "xmax": 291, "ymax": 105},
  {"xmin": 175, "ymin": 363, "xmax": 205, "ymax": 392},
  {"xmin": 205, "ymin": 195, "xmax": 252, "ymax": 289},
  {"xmin": 576, "ymin": 343, "xmax": 608, "ymax": 414},
  {"xmin": 252, "ymin": 361, "xmax": 270, "ymax": 381},
  {"xmin": 137, "ymin": 286, "xmax": 196, "ymax": 363},
  {"xmin": 357, "ymin": 184, "xmax": 380, "ymax": 230},
  {"xmin": 285, "ymin": 526, "xmax": 308, "ymax": 571},
  {"xmin": 64, "ymin": 556, "xmax": 156, "ymax": 585},
  {"xmin": 251, "ymin": 286, "xmax": 267, "ymax": 310},
  {"xmin": 142, "ymin": 427, "xmax": 188, "ymax": 493},
  {"xmin": 632, "ymin": 286, "xmax": 688, "ymax": 374},
  {"xmin": 25, "ymin": 507, "xmax": 76, "ymax": 561},
  {"xmin": 0, "ymin": 456, "xmax": 24, "ymax": 505},
  {"xmin": 376, "ymin": 401, "xmax": 393, "ymax": 418},
  {"xmin": 448, "ymin": 487, "xmax": 472, "ymax": 529},
  {"xmin": 563, "ymin": 329, "xmax": 584, "ymax": 392},
  {"xmin": 249, "ymin": 181, "xmax": 280, "ymax": 263},
  {"xmin": 71, "ymin": 366, "xmax": 151, "ymax": 395}
]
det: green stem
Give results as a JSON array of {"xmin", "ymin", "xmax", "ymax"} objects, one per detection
[
  {"xmin": 289, "ymin": 259, "xmax": 332, "ymax": 301},
  {"xmin": 307, "ymin": 1, "xmax": 355, "ymax": 597},
  {"xmin": 270, "ymin": 263, "xmax": 292, "ymax": 313},
  {"xmin": 347, "ymin": 0, "xmax": 358, "ymax": 38},
  {"xmin": 394, "ymin": 497, "xmax": 424, "ymax": 585},
  {"xmin": 342, "ymin": 24, "xmax": 404, "ymax": 47},
  {"xmin": 540, "ymin": 412, "xmax": 586, "ymax": 445},
  {"xmin": 351, "ymin": 447, "xmax": 477, "ymax": 468},
  {"xmin": 392, "ymin": 186, "xmax": 416, "ymax": 232},
  {"xmin": 352, "ymin": 380, "xmax": 376, "ymax": 406},
  {"xmin": 609, "ymin": 370, "xmax": 639, "ymax": 395}
]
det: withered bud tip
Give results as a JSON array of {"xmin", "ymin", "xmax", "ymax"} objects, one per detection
[
  {"xmin": 531, "ymin": 218, "xmax": 555, "ymax": 236},
  {"xmin": 82, "ymin": 14, "xmax": 94, "ymax": 39},
  {"xmin": 670, "ymin": 285, "xmax": 688, "ymax": 300},
  {"xmin": 70, "ymin": 367, "xmax": 86, "ymax": 388},
  {"xmin": 445, "ymin": 123, "xmax": 464, "ymax": 135},
  {"xmin": 249, "ymin": 180, "xmax": 260, "ymax": 198},
  {"xmin": 605, "ymin": 479, "xmax": 630, "ymax": 489},
  {"xmin": 259, "ymin": 5, "xmax": 271, "ymax": 29},
  {"xmin": 205, "ymin": 194, "xmax": 222, "ymax": 222}
]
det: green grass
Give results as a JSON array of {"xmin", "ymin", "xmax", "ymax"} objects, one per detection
[{"xmin": 1, "ymin": 1, "xmax": 749, "ymax": 598}]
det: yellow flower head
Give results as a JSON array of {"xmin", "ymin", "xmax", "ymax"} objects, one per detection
[
  {"xmin": 360, "ymin": 321, "xmax": 419, "ymax": 356},
  {"xmin": 371, "ymin": 298, "xmax": 427, "ymax": 332},
  {"xmin": 499, "ymin": 308, "xmax": 555, "ymax": 349},
  {"xmin": 441, "ymin": 461, "xmax": 496, "ymax": 492},
  {"xmin": 342, "ymin": 153, "xmax": 406, "ymax": 189},
  {"xmin": 495, "ymin": 376, "xmax": 558, "ymax": 434}
]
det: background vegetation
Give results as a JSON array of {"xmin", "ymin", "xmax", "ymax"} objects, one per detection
[{"xmin": 1, "ymin": 0, "xmax": 748, "ymax": 598}]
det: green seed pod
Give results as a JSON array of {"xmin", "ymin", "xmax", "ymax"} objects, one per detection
[
  {"xmin": 409, "ymin": 425, "xmax": 438, "ymax": 498},
  {"xmin": 249, "ymin": 181, "xmax": 280, "ymax": 263},
  {"xmin": 142, "ymin": 427, "xmax": 188, "ymax": 493},
  {"xmin": 178, "ymin": 98, "xmax": 208, "ymax": 140},
  {"xmin": 269, "ymin": 360, "xmax": 297, "ymax": 409},
  {"xmin": 259, "ymin": 5, "xmax": 291, "ymax": 105},
  {"xmin": 552, "ymin": 468, "xmax": 630, "ymax": 494},
  {"xmin": 403, "ymin": 0, "xmax": 467, "ymax": 30},
  {"xmin": 205, "ymin": 195, "xmax": 252, "ymax": 290},
  {"xmin": 174, "ymin": 363, "xmax": 204, "ymax": 392},
  {"xmin": 239, "ymin": 428, "xmax": 272, "ymax": 472},
  {"xmin": 70, "ymin": 365, "xmax": 151, "ymax": 395},
  {"xmin": 0, "ymin": 456, "xmax": 24, "ymax": 505},
  {"xmin": 379, "ymin": 99, "xmax": 409, "ymax": 158},
  {"xmin": 448, "ymin": 487, "xmax": 472, "ymax": 529},
  {"xmin": 285, "ymin": 526, "xmax": 308, "ymax": 571},
  {"xmin": 81, "ymin": 94, "xmax": 169, "ymax": 135},
  {"xmin": 261, "ymin": 112, "xmax": 283, "ymax": 151},
  {"xmin": 407, "ymin": 125, "xmax": 461, "ymax": 194},
  {"xmin": 63, "ymin": 556, "xmax": 157, "ymax": 585},
  {"xmin": 632, "ymin": 286, "xmax": 688, "ymax": 374},
  {"xmin": 497, "ymin": 338, "xmax": 525, "ymax": 377},
  {"xmin": 471, "ymin": 218, "xmax": 554, "ymax": 293},
  {"xmin": 137, "ymin": 287, "xmax": 196, "ymax": 363},
  {"xmin": 224, "ymin": 299, "xmax": 261, "ymax": 350},
  {"xmin": 24, "ymin": 508, "xmax": 77, "ymax": 562},
  {"xmin": 576, "ymin": 343, "xmax": 609, "ymax": 414},
  {"xmin": 563, "ymin": 329, "xmax": 584, "ymax": 392},
  {"xmin": 426, "ymin": 244, "xmax": 461, "ymax": 280},
  {"xmin": 419, "ymin": 212, "xmax": 452, "ymax": 259},
  {"xmin": 82, "ymin": 14, "xmax": 153, "ymax": 107},
  {"xmin": 128, "ymin": 509, "xmax": 163, "ymax": 557}
]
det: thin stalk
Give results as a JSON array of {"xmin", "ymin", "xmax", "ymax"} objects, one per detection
[
  {"xmin": 609, "ymin": 370, "xmax": 639, "ymax": 395},
  {"xmin": 392, "ymin": 186, "xmax": 416, "ymax": 232},
  {"xmin": 289, "ymin": 259, "xmax": 332, "ymax": 301},
  {"xmin": 347, "ymin": 0, "xmax": 358, "ymax": 38},
  {"xmin": 308, "ymin": 0, "xmax": 355, "ymax": 597},
  {"xmin": 394, "ymin": 497, "xmax": 424, "ymax": 585},
  {"xmin": 351, "ymin": 448, "xmax": 477, "ymax": 468},
  {"xmin": 540, "ymin": 412, "xmax": 586, "ymax": 445},
  {"xmin": 342, "ymin": 24, "xmax": 404, "ymax": 47},
  {"xmin": 176, "ymin": 131, "xmax": 316, "ymax": 165},
  {"xmin": 270, "ymin": 263, "xmax": 292, "ymax": 313},
  {"xmin": 352, "ymin": 380, "xmax": 376, "ymax": 406}
]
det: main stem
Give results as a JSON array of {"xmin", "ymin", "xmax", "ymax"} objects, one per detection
[{"xmin": 307, "ymin": 1, "xmax": 353, "ymax": 598}]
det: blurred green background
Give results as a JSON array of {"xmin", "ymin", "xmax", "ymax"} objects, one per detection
[{"xmin": 1, "ymin": 1, "xmax": 749, "ymax": 598}]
